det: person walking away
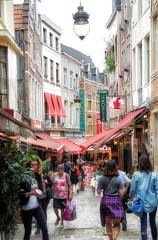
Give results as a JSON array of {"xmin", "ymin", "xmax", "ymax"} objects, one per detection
[
  {"xmin": 130, "ymin": 155, "xmax": 158, "ymax": 240},
  {"xmin": 52, "ymin": 164, "xmax": 72, "ymax": 228},
  {"xmin": 118, "ymin": 168, "xmax": 131, "ymax": 231},
  {"xmin": 97, "ymin": 160, "xmax": 124, "ymax": 240},
  {"xmin": 78, "ymin": 160, "xmax": 86, "ymax": 190},
  {"xmin": 49, "ymin": 156, "xmax": 58, "ymax": 173},
  {"xmin": 70, "ymin": 162, "xmax": 79, "ymax": 194},
  {"xmin": 19, "ymin": 155, "xmax": 49, "ymax": 240},
  {"xmin": 63, "ymin": 158, "xmax": 71, "ymax": 175},
  {"xmin": 34, "ymin": 169, "xmax": 53, "ymax": 234}
]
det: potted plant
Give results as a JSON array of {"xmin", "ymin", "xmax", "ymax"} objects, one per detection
[
  {"xmin": 0, "ymin": 137, "xmax": 35, "ymax": 240},
  {"xmin": 104, "ymin": 38, "xmax": 115, "ymax": 73}
]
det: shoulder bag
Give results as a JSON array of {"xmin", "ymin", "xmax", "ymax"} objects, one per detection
[
  {"xmin": 105, "ymin": 177, "xmax": 115, "ymax": 191},
  {"xmin": 130, "ymin": 173, "xmax": 152, "ymax": 218}
]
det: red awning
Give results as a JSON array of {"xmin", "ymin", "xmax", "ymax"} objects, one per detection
[
  {"xmin": 19, "ymin": 137, "xmax": 65, "ymax": 155},
  {"xmin": 51, "ymin": 94, "xmax": 61, "ymax": 117},
  {"xmin": 106, "ymin": 131, "xmax": 129, "ymax": 142},
  {"xmin": 80, "ymin": 128, "xmax": 112, "ymax": 150},
  {"xmin": 44, "ymin": 92, "xmax": 55, "ymax": 116},
  {"xmin": 67, "ymin": 138, "xmax": 86, "ymax": 146},
  {"xmin": 95, "ymin": 107, "xmax": 146, "ymax": 147},
  {"xmin": 55, "ymin": 138, "xmax": 84, "ymax": 154},
  {"xmin": 57, "ymin": 95, "xmax": 66, "ymax": 118},
  {"xmin": 36, "ymin": 133, "xmax": 55, "ymax": 141}
]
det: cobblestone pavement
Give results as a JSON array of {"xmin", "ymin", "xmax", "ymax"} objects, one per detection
[{"xmin": 16, "ymin": 186, "xmax": 156, "ymax": 240}]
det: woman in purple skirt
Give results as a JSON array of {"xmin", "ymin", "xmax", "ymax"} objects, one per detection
[{"xmin": 97, "ymin": 160, "xmax": 124, "ymax": 240}]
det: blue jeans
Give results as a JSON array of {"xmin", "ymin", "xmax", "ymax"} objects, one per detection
[
  {"xmin": 140, "ymin": 207, "xmax": 157, "ymax": 240},
  {"xmin": 21, "ymin": 206, "xmax": 49, "ymax": 240}
]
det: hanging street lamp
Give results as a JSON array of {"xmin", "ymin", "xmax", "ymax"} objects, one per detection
[{"xmin": 72, "ymin": 2, "xmax": 90, "ymax": 40}]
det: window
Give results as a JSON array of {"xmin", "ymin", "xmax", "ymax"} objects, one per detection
[
  {"xmin": 63, "ymin": 68, "xmax": 67, "ymax": 86},
  {"xmin": 124, "ymin": 4, "xmax": 127, "ymax": 21},
  {"xmin": 96, "ymin": 96, "xmax": 100, "ymax": 112},
  {"xmin": 87, "ymin": 95, "xmax": 92, "ymax": 110},
  {"xmin": 70, "ymin": 103, "xmax": 73, "ymax": 125},
  {"xmin": 138, "ymin": 0, "xmax": 142, "ymax": 18},
  {"xmin": 70, "ymin": 71, "xmax": 73, "ymax": 88},
  {"xmin": 49, "ymin": 33, "xmax": 53, "ymax": 47},
  {"xmin": 146, "ymin": 37, "xmax": 150, "ymax": 84},
  {"xmin": 0, "ymin": 46, "xmax": 7, "ymax": 108},
  {"xmin": 43, "ymin": 28, "xmax": 47, "ymax": 44},
  {"xmin": 56, "ymin": 63, "xmax": 59, "ymax": 83},
  {"xmin": 139, "ymin": 43, "xmax": 142, "ymax": 87},
  {"xmin": 133, "ymin": 48, "xmax": 136, "ymax": 90},
  {"xmin": 44, "ymin": 56, "xmax": 47, "ymax": 79},
  {"xmin": 55, "ymin": 37, "xmax": 59, "ymax": 51},
  {"xmin": 75, "ymin": 74, "xmax": 78, "ymax": 90},
  {"xmin": 50, "ymin": 60, "xmax": 54, "ymax": 81}
]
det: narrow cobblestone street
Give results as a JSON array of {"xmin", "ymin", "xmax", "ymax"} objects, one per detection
[{"xmin": 25, "ymin": 186, "xmax": 156, "ymax": 240}]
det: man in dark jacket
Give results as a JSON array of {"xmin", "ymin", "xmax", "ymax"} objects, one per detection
[{"xmin": 63, "ymin": 158, "xmax": 70, "ymax": 175}]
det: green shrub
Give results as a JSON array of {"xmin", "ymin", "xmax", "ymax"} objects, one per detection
[
  {"xmin": 0, "ymin": 139, "xmax": 34, "ymax": 239},
  {"xmin": 105, "ymin": 52, "xmax": 115, "ymax": 73}
]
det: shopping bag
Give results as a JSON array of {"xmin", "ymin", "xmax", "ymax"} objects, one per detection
[
  {"xmin": 64, "ymin": 200, "xmax": 77, "ymax": 221},
  {"xmin": 130, "ymin": 198, "xmax": 143, "ymax": 217}
]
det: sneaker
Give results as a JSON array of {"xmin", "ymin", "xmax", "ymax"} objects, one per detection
[
  {"xmin": 122, "ymin": 221, "xmax": 127, "ymax": 231},
  {"xmin": 77, "ymin": 189, "xmax": 79, "ymax": 194}
]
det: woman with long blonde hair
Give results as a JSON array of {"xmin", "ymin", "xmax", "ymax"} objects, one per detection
[{"xmin": 19, "ymin": 155, "xmax": 49, "ymax": 240}]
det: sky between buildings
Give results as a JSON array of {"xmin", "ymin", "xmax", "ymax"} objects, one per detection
[{"xmin": 13, "ymin": 0, "xmax": 112, "ymax": 72}]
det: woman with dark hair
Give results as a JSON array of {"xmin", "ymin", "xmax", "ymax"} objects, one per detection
[
  {"xmin": 130, "ymin": 155, "xmax": 158, "ymax": 240},
  {"xmin": 19, "ymin": 155, "xmax": 49, "ymax": 240},
  {"xmin": 97, "ymin": 160, "xmax": 124, "ymax": 240},
  {"xmin": 70, "ymin": 162, "xmax": 79, "ymax": 194}
]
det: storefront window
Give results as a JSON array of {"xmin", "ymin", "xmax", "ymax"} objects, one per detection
[{"xmin": 0, "ymin": 46, "xmax": 7, "ymax": 108}]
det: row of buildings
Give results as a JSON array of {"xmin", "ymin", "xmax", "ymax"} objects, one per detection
[
  {"xmin": 1, "ymin": 0, "xmax": 158, "ymax": 173},
  {"xmin": 100, "ymin": 0, "xmax": 157, "ymax": 172},
  {"xmin": 0, "ymin": 0, "xmax": 108, "ymax": 164}
]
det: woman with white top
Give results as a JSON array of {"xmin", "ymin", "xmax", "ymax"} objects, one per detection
[{"xmin": 19, "ymin": 155, "xmax": 49, "ymax": 240}]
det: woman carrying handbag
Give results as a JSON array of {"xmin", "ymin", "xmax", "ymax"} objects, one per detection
[
  {"xmin": 130, "ymin": 155, "xmax": 158, "ymax": 240},
  {"xmin": 97, "ymin": 160, "xmax": 124, "ymax": 240}
]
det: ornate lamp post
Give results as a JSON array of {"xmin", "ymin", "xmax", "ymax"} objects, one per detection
[{"xmin": 72, "ymin": 2, "xmax": 90, "ymax": 40}]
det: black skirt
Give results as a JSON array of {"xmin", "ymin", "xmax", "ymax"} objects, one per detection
[{"xmin": 53, "ymin": 198, "xmax": 67, "ymax": 209}]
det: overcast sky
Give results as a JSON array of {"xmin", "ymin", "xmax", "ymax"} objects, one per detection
[{"xmin": 13, "ymin": 0, "xmax": 112, "ymax": 72}]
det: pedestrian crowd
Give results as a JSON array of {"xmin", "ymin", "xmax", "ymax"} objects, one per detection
[{"xmin": 18, "ymin": 154, "xmax": 158, "ymax": 240}]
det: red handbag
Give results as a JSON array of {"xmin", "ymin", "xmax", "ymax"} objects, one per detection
[{"xmin": 76, "ymin": 168, "xmax": 80, "ymax": 176}]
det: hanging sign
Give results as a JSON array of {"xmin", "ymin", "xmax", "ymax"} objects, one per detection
[
  {"xmin": 100, "ymin": 94, "xmax": 107, "ymax": 122},
  {"xmin": 79, "ymin": 90, "xmax": 86, "ymax": 131},
  {"xmin": 150, "ymin": 130, "xmax": 154, "ymax": 165},
  {"xmin": 133, "ymin": 138, "xmax": 138, "ymax": 166},
  {"xmin": 109, "ymin": 97, "xmax": 125, "ymax": 113},
  {"xmin": 96, "ymin": 113, "xmax": 103, "ymax": 134}
]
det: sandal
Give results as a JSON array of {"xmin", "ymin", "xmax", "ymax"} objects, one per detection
[
  {"xmin": 60, "ymin": 223, "xmax": 64, "ymax": 228},
  {"xmin": 55, "ymin": 218, "xmax": 60, "ymax": 226}
]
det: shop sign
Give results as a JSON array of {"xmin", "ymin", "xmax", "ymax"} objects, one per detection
[
  {"xmin": 79, "ymin": 76, "xmax": 85, "ymax": 90},
  {"xmin": 79, "ymin": 90, "xmax": 86, "ymax": 131},
  {"xmin": 133, "ymin": 138, "xmax": 138, "ymax": 166},
  {"xmin": 150, "ymin": 130, "xmax": 154, "ymax": 165},
  {"xmin": 96, "ymin": 113, "xmax": 103, "ymax": 134},
  {"xmin": 100, "ymin": 93, "xmax": 107, "ymax": 122},
  {"xmin": 31, "ymin": 120, "xmax": 42, "ymax": 129},
  {"xmin": 109, "ymin": 97, "xmax": 125, "ymax": 113}
]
